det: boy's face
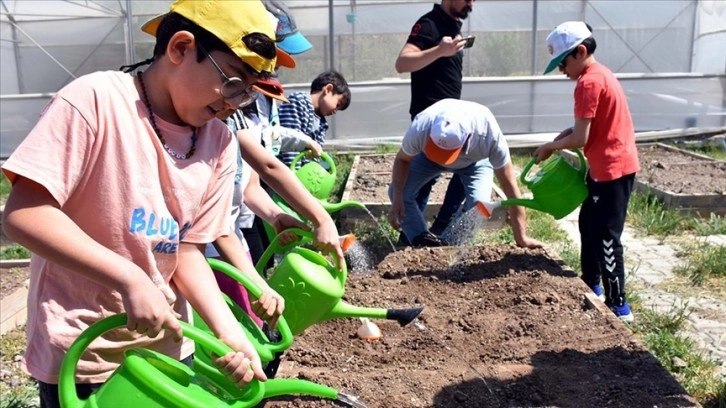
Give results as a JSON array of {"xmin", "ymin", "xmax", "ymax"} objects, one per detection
[
  {"xmin": 315, "ymin": 84, "xmax": 347, "ymax": 117},
  {"xmin": 169, "ymin": 36, "xmax": 258, "ymax": 127},
  {"xmin": 557, "ymin": 45, "xmax": 587, "ymax": 80}
]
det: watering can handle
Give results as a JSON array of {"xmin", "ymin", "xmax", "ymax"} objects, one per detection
[
  {"xmin": 520, "ymin": 149, "xmax": 587, "ymax": 186},
  {"xmin": 255, "ymin": 227, "xmax": 314, "ymax": 275},
  {"xmin": 207, "ymin": 258, "xmax": 294, "ymax": 352},
  {"xmin": 58, "ymin": 314, "xmax": 234, "ymax": 408},
  {"xmin": 574, "ymin": 148, "xmax": 587, "ymax": 179},
  {"xmin": 289, "ymin": 151, "xmax": 337, "ymax": 176}
]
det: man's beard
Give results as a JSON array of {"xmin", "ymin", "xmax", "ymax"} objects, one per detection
[{"xmin": 454, "ymin": 6, "xmax": 472, "ymax": 20}]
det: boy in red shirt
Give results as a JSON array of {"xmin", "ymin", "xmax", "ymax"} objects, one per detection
[{"xmin": 534, "ymin": 21, "xmax": 640, "ymax": 322}]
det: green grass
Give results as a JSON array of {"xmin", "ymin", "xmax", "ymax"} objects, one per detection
[
  {"xmin": 627, "ymin": 192, "xmax": 726, "ymax": 237},
  {"xmin": 633, "ymin": 306, "xmax": 726, "ymax": 407},
  {"xmin": 0, "ymin": 244, "xmax": 30, "ymax": 260},
  {"xmin": 666, "ymin": 142, "xmax": 726, "ymax": 161},
  {"xmin": 674, "ymin": 243, "xmax": 726, "ymax": 285},
  {"xmin": 374, "ymin": 144, "xmax": 399, "ymax": 154}
]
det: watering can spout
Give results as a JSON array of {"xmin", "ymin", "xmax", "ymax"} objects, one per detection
[
  {"xmin": 321, "ymin": 199, "xmax": 367, "ymax": 213},
  {"xmin": 326, "ymin": 302, "xmax": 423, "ymax": 327},
  {"xmin": 498, "ymin": 197, "xmax": 545, "ymax": 213},
  {"xmin": 475, "ymin": 200, "xmax": 503, "ymax": 219}
]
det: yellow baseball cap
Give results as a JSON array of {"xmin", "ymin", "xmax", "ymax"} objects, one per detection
[{"xmin": 141, "ymin": 0, "xmax": 277, "ymax": 73}]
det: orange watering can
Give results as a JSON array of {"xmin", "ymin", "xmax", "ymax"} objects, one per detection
[
  {"xmin": 59, "ymin": 314, "xmax": 367, "ymax": 407},
  {"xmin": 256, "ymin": 228, "xmax": 423, "ymax": 335},
  {"xmin": 478, "ymin": 149, "xmax": 588, "ymax": 220}
]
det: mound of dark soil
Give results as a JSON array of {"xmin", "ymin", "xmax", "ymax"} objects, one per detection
[{"xmin": 261, "ymin": 245, "xmax": 696, "ymax": 408}]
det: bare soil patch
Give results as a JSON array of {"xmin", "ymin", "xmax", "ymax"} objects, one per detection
[
  {"xmin": 263, "ymin": 245, "xmax": 696, "ymax": 408},
  {"xmin": 638, "ymin": 144, "xmax": 726, "ymax": 195},
  {"xmin": 0, "ymin": 266, "xmax": 29, "ymax": 298}
]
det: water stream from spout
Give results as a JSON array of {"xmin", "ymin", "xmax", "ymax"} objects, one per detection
[{"xmin": 362, "ymin": 207, "xmax": 397, "ymax": 253}]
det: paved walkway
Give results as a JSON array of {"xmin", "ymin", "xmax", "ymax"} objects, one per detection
[{"xmin": 556, "ymin": 209, "xmax": 726, "ymax": 377}]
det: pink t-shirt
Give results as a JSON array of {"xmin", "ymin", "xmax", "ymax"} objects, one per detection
[
  {"xmin": 2, "ymin": 71, "xmax": 236, "ymax": 383},
  {"xmin": 574, "ymin": 62, "xmax": 640, "ymax": 182}
]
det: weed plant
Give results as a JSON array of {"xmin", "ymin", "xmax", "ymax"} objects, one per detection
[{"xmin": 667, "ymin": 142, "xmax": 726, "ymax": 161}]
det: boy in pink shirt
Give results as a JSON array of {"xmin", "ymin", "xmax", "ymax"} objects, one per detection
[
  {"xmin": 534, "ymin": 21, "xmax": 640, "ymax": 322},
  {"xmin": 2, "ymin": 1, "xmax": 342, "ymax": 406}
]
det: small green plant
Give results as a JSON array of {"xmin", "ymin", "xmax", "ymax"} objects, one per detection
[
  {"xmin": 0, "ymin": 244, "xmax": 31, "ymax": 260},
  {"xmin": 674, "ymin": 243, "xmax": 726, "ymax": 285},
  {"xmin": 350, "ymin": 215, "xmax": 399, "ymax": 248},
  {"xmin": 328, "ymin": 153, "xmax": 354, "ymax": 204},
  {"xmin": 687, "ymin": 213, "xmax": 726, "ymax": 236}
]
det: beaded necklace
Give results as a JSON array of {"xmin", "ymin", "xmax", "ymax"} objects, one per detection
[{"xmin": 137, "ymin": 71, "xmax": 198, "ymax": 160}]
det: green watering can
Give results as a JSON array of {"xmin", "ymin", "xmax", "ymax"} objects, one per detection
[
  {"xmin": 58, "ymin": 314, "xmax": 366, "ymax": 408},
  {"xmin": 256, "ymin": 228, "xmax": 423, "ymax": 335},
  {"xmin": 291, "ymin": 151, "xmax": 337, "ymax": 200},
  {"xmin": 477, "ymin": 149, "xmax": 588, "ymax": 220},
  {"xmin": 192, "ymin": 258, "xmax": 294, "ymax": 371}
]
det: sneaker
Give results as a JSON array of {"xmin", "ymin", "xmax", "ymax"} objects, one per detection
[
  {"xmin": 396, "ymin": 233, "xmax": 411, "ymax": 248},
  {"xmin": 590, "ymin": 284, "xmax": 606, "ymax": 302},
  {"xmin": 610, "ymin": 302, "xmax": 634, "ymax": 322},
  {"xmin": 429, "ymin": 217, "xmax": 451, "ymax": 236},
  {"xmin": 411, "ymin": 231, "xmax": 444, "ymax": 248}
]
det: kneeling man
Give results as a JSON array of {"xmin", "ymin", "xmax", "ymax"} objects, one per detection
[{"xmin": 388, "ymin": 98, "xmax": 542, "ymax": 248}]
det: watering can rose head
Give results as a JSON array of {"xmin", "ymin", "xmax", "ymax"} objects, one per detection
[{"xmin": 424, "ymin": 114, "xmax": 472, "ymax": 166}]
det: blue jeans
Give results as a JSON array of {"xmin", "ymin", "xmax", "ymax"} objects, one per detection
[{"xmin": 390, "ymin": 153, "xmax": 494, "ymax": 242}]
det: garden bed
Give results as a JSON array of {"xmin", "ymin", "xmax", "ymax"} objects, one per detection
[
  {"xmin": 636, "ymin": 143, "xmax": 725, "ymax": 215},
  {"xmin": 340, "ymin": 155, "xmax": 507, "ymax": 230},
  {"xmin": 263, "ymin": 245, "xmax": 696, "ymax": 407}
]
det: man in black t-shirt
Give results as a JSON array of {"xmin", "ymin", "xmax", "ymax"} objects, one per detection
[{"xmin": 394, "ymin": 0, "xmax": 476, "ymax": 244}]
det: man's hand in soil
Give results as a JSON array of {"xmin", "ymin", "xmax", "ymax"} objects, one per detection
[
  {"xmin": 388, "ymin": 199, "xmax": 404, "ymax": 231},
  {"xmin": 516, "ymin": 235, "xmax": 544, "ymax": 249}
]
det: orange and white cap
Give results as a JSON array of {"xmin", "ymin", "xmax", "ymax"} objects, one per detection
[{"xmin": 423, "ymin": 114, "xmax": 471, "ymax": 166}]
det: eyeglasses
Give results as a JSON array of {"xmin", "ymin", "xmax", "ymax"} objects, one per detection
[
  {"xmin": 558, "ymin": 48, "xmax": 578, "ymax": 70},
  {"xmin": 198, "ymin": 44, "xmax": 259, "ymax": 108}
]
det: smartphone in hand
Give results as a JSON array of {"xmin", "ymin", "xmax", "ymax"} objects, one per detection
[{"xmin": 462, "ymin": 35, "xmax": 475, "ymax": 49}]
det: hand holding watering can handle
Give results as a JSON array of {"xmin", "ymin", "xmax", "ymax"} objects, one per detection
[
  {"xmin": 289, "ymin": 151, "xmax": 337, "ymax": 176},
  {"xmin": 58, "ymin": 314, "xmax": 240, "ymax": 408},
  {"xmin": 520, "ymin": 148, "xmax": 587, "ymax": 186},
  {"xmin": 207, "ymin": 258, "xmax": 294, "ymax": 353},
  {"xmin": 255, "ymin": 227, "xmax": 314, "ymax": 275},
  {"xmin": 255, "ymin": 227, "xmax": 347, "ymax": 288}
]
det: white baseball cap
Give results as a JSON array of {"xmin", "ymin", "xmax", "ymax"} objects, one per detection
[
  {"xmin": 544, "ymin": 21, "xmax": 592, "ymax": 74},
  {"xmin": 424, "ymin": 114, "xmax": 471, "ymax": 165}
]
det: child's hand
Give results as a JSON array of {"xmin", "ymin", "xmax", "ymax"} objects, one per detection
[
  {"xmin": 312, "ymin": 220, "xmax": 345, "ymax": 271},
  {"xmin": 533, "ymin": 143, "xmax": 555, "ymax": 164},
  {"xmin": 121, "ymin": 276, "xmax": 182, "ymax": 341},
  {"xmin": 271, "ymin": 213, "xmax": 310, "ymax": 246},
  {"xmin": 252, "ymin": 288, "xmax": 286, "ymax": 330},
  {"xmin": 215, "ymin": 334, "xmax": 267, "ymax": 386},
  {"xmin": 305, "ymin": 139, "xmax": 323, "ymax": 158}
]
